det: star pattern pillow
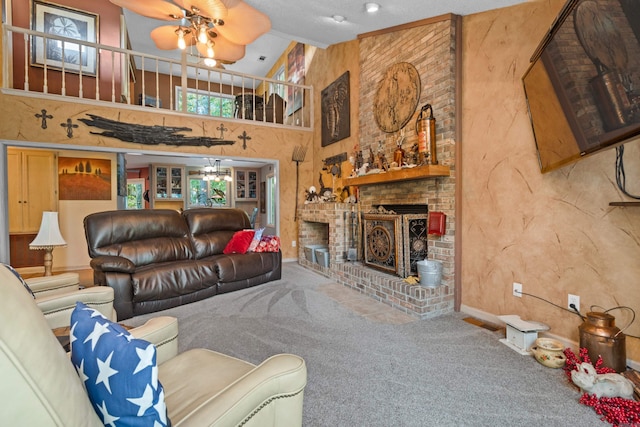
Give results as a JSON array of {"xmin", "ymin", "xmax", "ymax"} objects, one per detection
[{"xmin": 70, "ymin": 302, "xmax": 170, "ymax": 427}]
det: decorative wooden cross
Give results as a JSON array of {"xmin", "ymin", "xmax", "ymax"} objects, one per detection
[
  {"xmin": 238, "ymin": 131, "xmax": 251, "ymax": 150},
  {"xmin": 61, "ymin": 118, "xmax": 78, "ymax": 138},
  {"xmin": 216, "ymin": 123, "xmax": 228, "ymax": 140},
  {"xmin": 35, "ymin": 109, "xmax": 53, "ymax": 129}
]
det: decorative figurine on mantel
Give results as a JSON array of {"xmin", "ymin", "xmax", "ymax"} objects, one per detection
[{"xmin": 393, "ymin": 129, "xmax": 406, "ymax": 168}]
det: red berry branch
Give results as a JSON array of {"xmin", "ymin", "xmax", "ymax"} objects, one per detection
[{"xmin": 563, "ymin": 348, "xmax": 639, "ymax": 426}]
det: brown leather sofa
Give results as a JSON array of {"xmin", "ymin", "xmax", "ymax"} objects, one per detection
[{"xmin": 84, "ymin": 208, "xmax": 282, "ymax": 320}]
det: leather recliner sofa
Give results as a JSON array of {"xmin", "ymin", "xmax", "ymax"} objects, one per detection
[{"xmin": 84, "ymin": 207, "xmax": 282, "ymax": 320}]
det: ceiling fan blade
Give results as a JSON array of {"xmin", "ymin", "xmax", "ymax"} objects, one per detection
[
  {"xmin": 150, "ymin": 25, "xmax": 196, "ymax": 50},
  {"xmin": 215, "ymin": 2, "xmax": 271, "ymax": 45},
  {"xmin": 197, "ymin": 32, "xmax": 245, "ymax": 62},
  {"xmin": 173, "ymin": 0, "xmax": 235, "ymax": 19},
  {"xmin": 110, "ymin": 0, "xmax": 184, "ymax": 21}
]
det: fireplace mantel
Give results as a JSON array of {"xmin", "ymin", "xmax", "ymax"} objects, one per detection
[{"xmin": 343, "ymin": 164, "xmax": 450, "ymax": 187}]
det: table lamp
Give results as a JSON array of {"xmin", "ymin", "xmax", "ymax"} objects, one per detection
[{"xmin": 29, "ymin": 211, "xmax": 67, "ymax": 276}]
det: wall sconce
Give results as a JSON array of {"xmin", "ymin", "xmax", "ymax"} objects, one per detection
[{"xmin": 29, "ymin": 212, "xmax": 67, "ymax": 276}]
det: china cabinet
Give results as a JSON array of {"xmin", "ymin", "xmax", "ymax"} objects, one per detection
[
  {"xmin": 235, "ymin": 169, "xmax": 258, "ymax": 201},
  {"xmin": 151, "ymin": 164, "xmax": 185, "ymax": 209}
]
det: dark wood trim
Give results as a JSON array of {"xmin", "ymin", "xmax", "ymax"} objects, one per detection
[
  {"xmin": 609, "ymin": 202, "xmax": 640, "ymax": 207},
  {"xmin": 454, "ymin": 14, "xmax": 463, "ymax": 312},
  {"xmin": 358, "ymin": 13, "xmax": 457, "ymax": 40}
]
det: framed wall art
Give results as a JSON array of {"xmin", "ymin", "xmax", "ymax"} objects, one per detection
[
  {"xmin": 286, "ymin": 42, "xmax": 305, "ymax": 115},
  {"xmin": 58, "ymin": 157, "xmax": 111, "ymax": 200},
  {"xmin": 321, "ymin": 71, "xmax": 350, "ymax": 146},
  {"xmin": 31, "ymin": 0, "xmax": 99, "ymax": 75}
]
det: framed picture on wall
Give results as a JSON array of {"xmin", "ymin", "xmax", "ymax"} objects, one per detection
[
  {"xmin": 31, "ymin": 0, "xmax": 99, "ymax": 75},
  {"xmin": 58, "ymin": 157, "xmax": 111, "ymax": 200},
  {"xmin": 286, "ymin": 42, "xmax": 305, "ymax": 115},
  {"xmin": 321, "ymin": 71, "xmax": 350, "ymax": 146}
]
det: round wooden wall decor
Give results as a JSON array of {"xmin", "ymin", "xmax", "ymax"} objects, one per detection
[{"xmin": 373, "ymin": 62, "xmax": 421, "ymax": 133}]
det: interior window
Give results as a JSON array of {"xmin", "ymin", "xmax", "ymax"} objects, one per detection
[
  {"xmin": 176, "ymin": 87, "xmax": 234, "ymax": 118},
  {"xmin": 126, "ymin": 178, "xmax": 145, "ymax": 210},
  {"xmin": 266, "ymin": 173, "xmax": 277, "ymax": 226},
  {"xmin": 270, "ymin": 66, "xmax": 286, "ymax": 99},
  {"xmin": 188, "ymin": 175, "xmax": 230, "ymax": 208}
]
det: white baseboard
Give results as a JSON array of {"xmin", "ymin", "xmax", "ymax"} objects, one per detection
[{"xmin": 460, "ymin": 304, "xmax": 640, "ymax": 372}]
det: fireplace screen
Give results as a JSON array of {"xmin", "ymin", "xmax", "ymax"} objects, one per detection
[
  {"xmin": 403, "ymin": 214, "xmax": 428, "ymax": 277},
  {"xmin": 363, "ymin": 214, "xmax": 402, "ymax": 275},
  {"xmin": 363, "ymin": 212, "xmax": 428, "ymax": 277}
]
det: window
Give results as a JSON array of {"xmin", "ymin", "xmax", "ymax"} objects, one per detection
[
  {"xmin": 188, "ymin": 175, "xmax": 231, "ymax": 208},
  {"xmin": 126, "ymin": 178, "xmax": 145, "ymax": 210},
  {"xmin": 270, "ymin": 66, "xmax": 286, "ymax": 100},
  {"xmin": 266, "ymin": 173, "xmax": 277, "ymax": 227},
  {"xmin": 176, "ymin": 87, "xmax": 234, "ymax": 118}
]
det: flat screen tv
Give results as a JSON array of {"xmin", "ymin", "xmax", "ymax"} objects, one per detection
[{"xmin": 522, "ymin": 0, "xmax": 640, "ymax": 173}]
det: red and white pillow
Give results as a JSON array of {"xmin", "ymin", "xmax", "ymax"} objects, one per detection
[{"xmin": 254, "ymin": 235, "xmax": 281, "ymax": 253}]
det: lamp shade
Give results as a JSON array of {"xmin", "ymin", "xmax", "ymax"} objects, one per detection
[{"xmin": 30, "ymin": 212, "xmax": 67, "ymax": 248}]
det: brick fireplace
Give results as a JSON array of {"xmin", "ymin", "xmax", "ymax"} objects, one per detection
[
  {"xmin": 298, "ymin": 14, "xmax": 459, "ymax": 318},
  {"xmin": 298, "ymin": 173, "xmax": 455, "ymax": 319}
]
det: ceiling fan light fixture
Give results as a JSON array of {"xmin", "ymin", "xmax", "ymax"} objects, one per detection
[
  {"xmin": 206, "ymin": 42, "xmax": 214, "ymax": 58},
  {"xmin": 114, "ymin": 0, "xmax": 268, "ymax": 63},
  {"xmin": 177, "ymin": 28, "xmax": 187, "ymax": 49},
  {"xmin": 204, "ymin": 57, "xmax": 217, "ymax": 67},
  {"xmin": 198, "ymin": 25, "xmax": 208, "ymax": 44}
]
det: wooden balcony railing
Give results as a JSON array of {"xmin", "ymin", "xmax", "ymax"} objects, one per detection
[{"xmin": 2, "ymin": 25, "xmax": 313, "ymax": 130}]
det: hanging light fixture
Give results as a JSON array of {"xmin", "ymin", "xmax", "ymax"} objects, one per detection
[{"xmin": 200, "ymin": 159, "xmax": 232, "ymax": 182}]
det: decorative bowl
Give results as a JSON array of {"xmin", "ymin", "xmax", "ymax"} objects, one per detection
[{"xmin": 530, "ymin": 338, "xmax": 566, "ymax": 368}]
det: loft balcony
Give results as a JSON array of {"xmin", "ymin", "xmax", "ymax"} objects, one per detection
[{"xmin": 1, "ymin": 25, "xmax": 313, "ymax": 130}]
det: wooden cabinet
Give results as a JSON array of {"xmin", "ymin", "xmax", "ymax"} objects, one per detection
[
  {"xmin": 151, "ymin": 164, "xmax": 185, "ymax": 210},
  {"xmin": 235, "ymin": 169, "xmax": 258, "ymax": 201},
  {"xmin": 8, "ymin": 148, "xmax": 57, "ymax": 233}
]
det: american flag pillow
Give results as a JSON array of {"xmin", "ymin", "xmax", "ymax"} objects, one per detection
[{"xmin": 70, "ymin": 302, "xmax": 170, "ymax": 426}]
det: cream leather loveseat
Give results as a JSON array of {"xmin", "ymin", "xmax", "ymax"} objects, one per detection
[{"xmin": 0, "ymin": 264, "xmax": 307, "ymax": 426}]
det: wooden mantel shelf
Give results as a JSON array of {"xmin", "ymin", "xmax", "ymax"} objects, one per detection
[{"xmin": 343, "ymin": 164, "xmax": 450, "ymax": 187}]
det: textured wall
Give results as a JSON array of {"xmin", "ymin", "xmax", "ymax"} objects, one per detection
[
  {"xmin": 461, "ymin": 0, "xmax": 640, "ymax": 362},
  {"xmin": 0, "ymin": 94, "xmax": 312, "ymax": 264}
]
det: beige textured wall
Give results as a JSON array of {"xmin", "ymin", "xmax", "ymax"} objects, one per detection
[
  {"xmin": 305, "ymin": 40, "xmax": 361, "ymax": 191},
  {"xmin": 461, "ymin": 1, "xmax": 640, "ymax": 362},
  {"xmin": 0, "ymin": 94, "xmax": 312, "ymax": 260}
]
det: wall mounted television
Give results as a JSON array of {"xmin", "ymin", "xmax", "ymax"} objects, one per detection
[{"xmin": 522, "ymin": 0, "xmax": 640, "ymax": 173}]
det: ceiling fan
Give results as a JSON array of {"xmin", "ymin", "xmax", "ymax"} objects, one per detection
[{"xmin": 110, "ymin": 0, "xmax": 271, "ymax": 64}]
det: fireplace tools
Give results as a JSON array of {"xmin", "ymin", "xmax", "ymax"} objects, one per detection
[
  {"xmin": 292, "ymin": 145, "xmax": 307, "ymax": 221},
  {"xmin": 348, "ymin": 211, "xmax": 358, "ymax": 261}
]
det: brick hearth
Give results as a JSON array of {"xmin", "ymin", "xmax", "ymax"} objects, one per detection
[{"xmin": 298, "ymin": 203, "xmax": 454, "ymax": 319}]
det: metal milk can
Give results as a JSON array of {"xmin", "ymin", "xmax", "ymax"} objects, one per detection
[{"xmin": 579, "ymin": 311, "xmax": 626, "ymax": 373}]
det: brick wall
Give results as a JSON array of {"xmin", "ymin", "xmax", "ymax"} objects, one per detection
[
  {"xmin": 298, "ymin": 16, "xmax": 458, "ymax": 318},
  {"xmin": 357, "ymin": 16, "xmax": 458, "ymax": 312}
]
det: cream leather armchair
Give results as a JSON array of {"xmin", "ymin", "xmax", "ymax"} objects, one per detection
[
  {"xmin": 0, "ymin": 264, "xmax": 307, "ymax": 426},
  {"xmin": 21, "ymin": 271, "xmax": 117, "ymax": 328}
]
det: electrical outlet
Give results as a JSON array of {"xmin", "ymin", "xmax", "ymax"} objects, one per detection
[
  {"xmin": 513, "ymin": 282, "xmax": 522, "ymax": 297},
  {"xmin": 568, "ymin": 294, "xmax": 580, "ymax": 312},
  {"xmin": 292, "ymin": 240, "xmax": 296, "ymax": 247}
]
